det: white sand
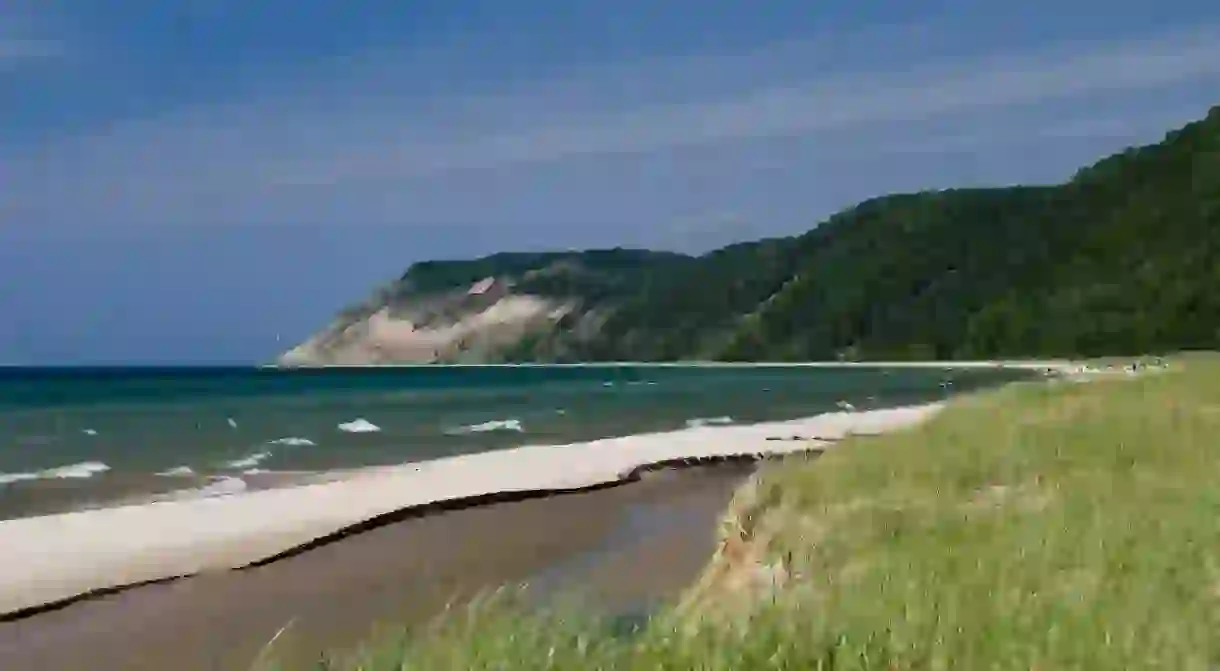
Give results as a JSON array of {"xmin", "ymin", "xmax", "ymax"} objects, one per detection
[{"xmin": 0, "ymin": 403, "xmax": 943, "ymax": 615}]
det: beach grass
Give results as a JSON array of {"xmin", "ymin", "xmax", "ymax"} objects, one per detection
[{"xmin": 263, "ymin": 354, "xmax": 1220, "ymax": 669}]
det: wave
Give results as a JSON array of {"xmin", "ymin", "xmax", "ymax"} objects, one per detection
[
  {"xmin": 81, "ymin": 428, "xmax": 98, "ymax": 436},
  {"xmin": 337, "ymin": 418, "xmax": 381, "ymax": 433},
  {"xmin": 156, "ymin": 466, "xmax": 196, "ymax": 477},
  {"xmin": 40, "ymin": 461, "xmax": 110, "ymax": 479},
  {"xmin": 225, "ymin": 451, "xmax": 272, "ymax": 470},
  {"xmin": 0, "ymin": 472, "xmax": 37, "ymax": 485},
  {"xmin": 268, "ymin": 437, "xmax": 316, "ymax": 446},
  {"xmin": 685, "ymin": 416, "xmax": 735, "ymax": 428},
  {"xmin": 197, "ymin": 476, "xmax": 248, "ymax": 496},
  {"xmin": 209, "ymin": 437, "xmax": 312, "ymax": 475},
  {"xmin": 0, "ymin": 460, "xmax": 111, "ymax": 486},
  {"xmin": 160, "ymin": 476, "xmax": 248, "ymax": 502},
  {"xmin": 445, "ymin": 418, "xmax": 524, "ymax": 435}
]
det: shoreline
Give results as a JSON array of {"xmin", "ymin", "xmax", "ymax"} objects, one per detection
[
  {"xmin": 0, "ymin": 470, "xmax": 337, "ymax": 522},
  {"xmin": 0, "ymin": 401, "xmax": 946, "ymax": 617},
  {"xmin": 0, "ymin": 359, "xmax": 1054, "ymax": 521},
  {"xmin": 265, "ymin": 359, "xmax": 1077, "ymax": 370},
  {"xmin": 0, "ymin": 463, "xmax": 756, "ymax": 670}
]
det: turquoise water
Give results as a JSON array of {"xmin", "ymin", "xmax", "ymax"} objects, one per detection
[{"xmin": 0, "ymin": 365, "xmax": 1028, "ymax": 518}]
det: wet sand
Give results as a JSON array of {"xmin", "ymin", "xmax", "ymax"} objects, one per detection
[
  {"xmin": 0, "ymin": 462, "xmax": 754, "ymax": 671},
  {"xmin": 0, "ymin": 474, "xmax": 199, "ymax": 520}
]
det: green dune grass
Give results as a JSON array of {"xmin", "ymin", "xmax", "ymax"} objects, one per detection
[{"xmin": 263, "ymin": 355, "xmax": 1220, "ymax": 670}]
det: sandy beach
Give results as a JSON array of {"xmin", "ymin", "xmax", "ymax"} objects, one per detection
[
  {"xmin": 0, "ymin": 363, "xmax": 1090, "ymax": 669},
  {"xmin": 0, "ymin": 463, "xmax": 755, "ymax": 670},
  {"xmin": 0, "ymin": 402, "xmax": 944, "ymax": 617}
]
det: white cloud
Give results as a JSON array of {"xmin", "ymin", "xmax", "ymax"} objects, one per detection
[
  {"xmin": 3, "ymin": 20, "xmax": 1219, "ymax": 232},
  {"xmin": 223, "ymin": 25, "xmax": 1220, "ymax": 182},
  {"xmin": 383, "ymin": 25, "xmax": 1219, "ymax": 173}
]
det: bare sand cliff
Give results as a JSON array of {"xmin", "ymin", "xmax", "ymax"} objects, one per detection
[{"xmin": 278, "ymin": 277, "xmax": 579, "ymax": 365}]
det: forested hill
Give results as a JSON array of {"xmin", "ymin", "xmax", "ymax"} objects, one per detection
[{"xmin": 280, "ymin": 105, "xmax": 1219, "ymax": 365}]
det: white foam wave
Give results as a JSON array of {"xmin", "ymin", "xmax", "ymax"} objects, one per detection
[
  {"xmin": 338, "ymin": 418, "xmax": 381, "ymax": 433},
  {"xmin": 0, "ymin": 471, "xmax": 38, "ymax": 485},
  {"xmin": 164, "ymin": 476, "xmax": 248, "ymax": 500},
  {"xmin": 157, "ymin": 466, "xmax": 196, "ymax": 477},
  {"xmin": 268, "ymin": 436, "xmax": 315, "ymax": 446},
  {"xmin": 446, "ymin": 418, "xmax": 524, "ymax": 435},
  {"xmin": 227, "ymin": 417, "xmax": 238, "ymax": 428},
  {"xmin": 199, "ymin": 477, "xmax": 248, "ymax": 496},
  {"xmin": 152, "ymin": 476, "xmax": 250, "ymax": 503},
  {"xmin": 225, "ymin": 451, "xmax": 272, "ymax": 470},
  {"xmin": 41, "ymin": 461, "xmax": 111, "ymax": 479},
  {"xmin": 685, "ymin": 416, "xmax": 735, "ymax": 428},
  {"xmin": 2, "ymin": 461, "xmax": 112, "ymax": 486},
  {"xmin": 81, "ymin": 428, "xmax": 98, "ymax": 436}
]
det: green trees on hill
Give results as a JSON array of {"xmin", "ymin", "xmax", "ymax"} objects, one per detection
[
  {"xmin": 619, "ymin": 106, "xmax": 1218, "ymax": 360},
  {"xmin": 385, "ymin": 105, "xmax": 1219, "ymax": 362}
]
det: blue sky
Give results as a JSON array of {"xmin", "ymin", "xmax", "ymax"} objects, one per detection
[{"xmin": 3, "ymin": 1, "xmax": 1220, "ymax": 364}]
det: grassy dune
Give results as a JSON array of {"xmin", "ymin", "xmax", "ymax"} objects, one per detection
[{"xmin": 267, "ymin": 354, "xmax": 1220, "ymax": 669}]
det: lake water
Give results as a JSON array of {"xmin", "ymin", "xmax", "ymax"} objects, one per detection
[{"xmin": 0, "ymin": 364, "xmax": 1028, "ymax": 519}]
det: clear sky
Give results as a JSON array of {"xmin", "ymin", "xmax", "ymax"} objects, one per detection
[{"xmin": 3, "ymin": 0, "xmax": 1220, "ymax": 364}]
